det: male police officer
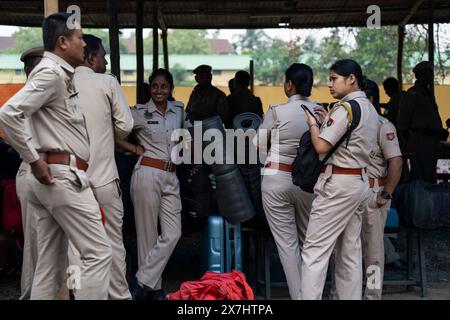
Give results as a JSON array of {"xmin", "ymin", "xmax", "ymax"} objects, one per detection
[
  {"xmin": 0, "ymin": 13, "xmax": 112, "ymax": 300},
  {"xmin": 73, "ymin": 34, "xmax": 133, "ymax": 299},
  {"xmin": 398, "ymin": 61, "xmax": 442, "ymax": 183},
  {"xmin": 186, "ymin": 64, "xmax": 229, "ymax": 126},
  {"xmin": 16, "ymin": 47, "xmax": 44, "ymax": 299}
]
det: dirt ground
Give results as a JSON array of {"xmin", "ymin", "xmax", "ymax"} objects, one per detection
[{"xmin": 1, "ymin": 226, "xmax": 449, "ymax": 300}]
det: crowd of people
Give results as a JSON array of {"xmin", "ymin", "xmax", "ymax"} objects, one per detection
[{"xmin": 0, "ymin": 12, "xmax": 445, "ymax": 300}]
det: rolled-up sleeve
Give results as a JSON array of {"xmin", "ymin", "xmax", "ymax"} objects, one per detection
[
  {"xmin": 0, "ymin": 68, "xmax": 57, "ymax": 163},
  {"xmin": 110, "ymin": 77, "xmax": 134, "ymax": 140}
]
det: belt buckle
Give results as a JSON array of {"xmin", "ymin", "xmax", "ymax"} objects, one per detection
[{"xmin": 163, "ymin": 161, "xmax": 170, "ymax": 171}]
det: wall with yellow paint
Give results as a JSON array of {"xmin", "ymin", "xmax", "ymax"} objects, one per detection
[{"xmin": 123, "ymin": 84, "xmax": 450, "ymax": 124}]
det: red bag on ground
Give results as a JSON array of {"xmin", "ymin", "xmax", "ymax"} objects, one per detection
[
  {"xmin": 166, "ymin": 269, "xmax": 254, "ymax": 300},
  {"xmin": 1, "ymin": 179, "xmax": 22, "ymax": 234}
]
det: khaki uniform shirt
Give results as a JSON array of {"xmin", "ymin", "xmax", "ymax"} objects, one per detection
[
  {"xmin": 319, "ymin": 90, "xmax": 378, "ymax": 169},
  {"xmin": 74, "ymin": 66, "xmax": 134, "ymax": 188},
  {"xmin": 367, "ymin": 116, "xmax": 402, "ymax": 179},
  {"xmin": 257, "ymin": 94, "xmax": 318, "ymax": 164},
  {"xmin": 186, "ymin": 85, "xmax": 229, "ymax": 124},
  {"xmin": 0, "ymin": 51, "xmax": 90, "ymax": 164},
  {"xmin": 131, "ymin": 99, "xmax": 187, "ymax": 161}
]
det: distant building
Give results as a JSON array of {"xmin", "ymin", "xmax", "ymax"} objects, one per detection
[
  {"xmin": 207, "ymin": 39, "xmax": 235, "ymax": 54},
  {"xmin": 0, "ymin": 36, "xmax": 15, "ymax": 51}
]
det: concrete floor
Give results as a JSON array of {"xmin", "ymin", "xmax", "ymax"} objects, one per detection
[{"xmin": 1, "ymin": 226, "xmax": 449, "ymax": 300}]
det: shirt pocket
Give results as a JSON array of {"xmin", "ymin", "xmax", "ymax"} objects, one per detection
[
  {"xmin": 64, "ymin": 92, "xmax": 85, "ymax": 125},
  {"xmin": 147, "ymin": 124, "xmax": 166, "ymax": 143}
]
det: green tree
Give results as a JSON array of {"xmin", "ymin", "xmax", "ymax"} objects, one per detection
[
  {"xmin": 236, "ymin": 29, "xmax": 271, "ymax": 54},
  {"xmin": 252, "ymin": 37, "xmax": 299, "ymax": 85},
  {"xmin": 143, "ymin": 29, "xmax": 210, "ymax": 55},
  {"xmin": 3, "ymin": 28, "xmax": 43, "ymax": 53},
  {"xmin": 2, "ymin": 27, "xmax": 129, "ymax": 54},
  {"xmin": 170, "ymin": 63, "xmax": 195, "ymax": 86},
  {"xmin": 314, "ymin": 28, "xmax": 349, "ymax": 84},
  {"xmin": 350, "ymin": 26, "xmax": 398, "ymax": 84}
]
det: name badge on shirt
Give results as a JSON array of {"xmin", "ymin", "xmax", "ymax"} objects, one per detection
[{"xmin": 147, "ymin": 120, "xmax": 159, "ymax": 124}]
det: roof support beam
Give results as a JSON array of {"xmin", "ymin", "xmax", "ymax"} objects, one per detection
[
  {"xmin": 152, "ymin": 6, "xmax": 159, "ymax": 71},
  {"xmin": 158, "ymin": 8, "xmax": 169, "ymax": 70},
  {"xmin": 136, "ymin": 0, "xmax": 144, "ymax": 103},
  {"xmin": 44, "ymin": 0, "xmax": 58, "ymax": 17},
  {"xmin": 108, "ymin": 0, "xmax": 121, "ymax": 82},
  {"xmin": 397, "ymin": 25, "xmax": 405, "ymax": 90},
  {"xmin": 400, "ymin": 0, "xmax": 425, "ymax": 26},
  {"xmin": 428, "ymin": 0, "xmax": 434, "ymax": 96}
]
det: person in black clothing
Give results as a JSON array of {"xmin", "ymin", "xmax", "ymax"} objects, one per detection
[
  {"xmin": 382, "ymin": 77, "xmax": 404, "ymax": 126},
  {"xmin": 227, "ymin": 70, "xmax": 263, "ymax": 128},
  {"xmin": 397, "ymin": 61, "xmax": 443, "ymax": 183}
]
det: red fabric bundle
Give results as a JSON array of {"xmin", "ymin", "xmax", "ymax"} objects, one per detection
[{"xmin": 167, "ymin": 270, "xmax": 254, "ymax": 300}]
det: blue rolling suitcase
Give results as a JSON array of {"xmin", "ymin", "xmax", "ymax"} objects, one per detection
[{"xmin": 201, "ymin": 215, "xmax": 242, "ymax": 273}]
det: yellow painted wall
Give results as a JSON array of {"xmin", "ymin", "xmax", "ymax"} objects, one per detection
[{"xmin": 123, "ymin": 84, "xmax": 450, "ymax": 124}]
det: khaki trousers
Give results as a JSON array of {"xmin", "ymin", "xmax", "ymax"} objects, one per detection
[
  {"xmin": 16, "ymin": 162, "xmax": 37, "ymax": 300},
  {"xmin": 261, "ymin": 169, "xmax": 313, "ymax": 300},
  {"xmin": 28, "ymin": 163, "xmax": 112, "ymax": 300},
  {"xmin": 68, "ymin": 180, "xmax": 131, "ymax": 300},
  {"xmin": 300, "ymin": 168, "xmax": 369, "ymax": 300},
  {"xmin": 361, "ymin": 186, "xmax": 391, "ymax": 300},
  {"xmin": 131, "ymin": 165, "xmax": 182, "ymax": 290}
]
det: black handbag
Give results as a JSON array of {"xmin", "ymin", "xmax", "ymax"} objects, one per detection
[{"xmin": 395, "ymin": 180, "xmax": 450, "ymax": 229}]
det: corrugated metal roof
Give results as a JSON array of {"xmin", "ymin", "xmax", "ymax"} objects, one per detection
[{"xmin": 0, "ymin": 1, "xmax": 449, "ymax": 29}]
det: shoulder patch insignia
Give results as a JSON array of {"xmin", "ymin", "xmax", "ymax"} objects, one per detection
[
  {"xmin": 327, "ymin": 118, "xmax": 334, "ymax": 127},
  {"xmin": 144, "ymin": 110, "xmax": 153, "ymax": 119},
  {"xmin": 386, "ymin": 132, "xmax": 395, "ymax": 141}
]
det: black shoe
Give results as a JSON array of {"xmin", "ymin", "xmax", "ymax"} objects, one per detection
[
  {"xmin": 145, "ymin": 289, "xmax": 166, "ymax": 300},
  {"xmin": 130, "ymin": 280, "xmax": 145, "ymax": 300}
]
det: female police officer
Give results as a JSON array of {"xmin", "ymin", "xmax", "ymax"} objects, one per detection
[
  {"xmin": 256, "ymin": 63, "xmax": 318, "ymax": 299},
  {"xmin": 299, "ymin": 59, "xmax": 378, "ymax": 300},
  {"xmin": 116, "ymin": 68, "xmax": 186, "ymax": 300}
]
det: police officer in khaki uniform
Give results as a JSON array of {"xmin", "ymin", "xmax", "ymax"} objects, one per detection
[
  {"xmin": 186, "ymin": 64, "xmax": 229, "ymax": 126},
  {"xmin": 300, "ymin": 59, "xmax": 378, "ymax": 300},
  {"xmin": 16, "ymin": 47, "xmax": 44, "ymax": 300},
  {"xmin": 116, "ymin": 69, "xmax": 187, "ymax": 300},
  {"xmin": 0, "ymin": 13, "xmax": 112, "ymax": 300},
  {"xmin": 73, "ymin": 34, "xmax": 133, "ymax": 300},
  {"xmin": 362, "ymin": 80, "xmax": 402, "ymax": 300},
  {"xmin": 256, "ymin": 63, "xmax": 316, "ymax": 300}
]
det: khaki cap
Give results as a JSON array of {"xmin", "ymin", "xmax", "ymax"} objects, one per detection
[{"xmin": 20, "ymin": 47, "xmax": 44, "ymax": 62}]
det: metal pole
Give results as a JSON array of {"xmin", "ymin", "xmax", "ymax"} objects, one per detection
[
  {"xmin": 136, "ymin": 0, "xmax": 144, "ymax": 103},
  {"xmin": 250, "ymin": 60, "xmax": 254, "ymax": 94},
  {"xmin": 108, "ymin": 0, "xmax": 121, "ymax": 83},
  {"xmin": 152, "ymin": 6, "xmax": 159, "ymax": 71},
  {"xmin": 397, "ymin": 25, "xmax": 404, "ymax": 90},
  {"xmin": 162, "ymin": 29, "xmax": 169, "ymax": 70},
  {"xmin": 428, "ymin": 0, "xmax": 435, "ymax": 96}
]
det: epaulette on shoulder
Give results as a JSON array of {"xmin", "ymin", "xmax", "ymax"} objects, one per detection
[
  {"xmin": 170, "ymin": 101, "xmax": 185, "ymax": 108},
  {"xmin": 135, "ymin": 104, "xmax": 146, "ymax": 110}
]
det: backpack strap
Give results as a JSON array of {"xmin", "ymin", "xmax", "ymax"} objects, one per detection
[{"xmin": 322, "ymin": 99, "xmax": 361, "ymax": 163}]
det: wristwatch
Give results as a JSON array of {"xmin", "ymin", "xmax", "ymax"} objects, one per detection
[{"xmin": 380, "ymin": 190, "xmax": 392, "ymax": 200}]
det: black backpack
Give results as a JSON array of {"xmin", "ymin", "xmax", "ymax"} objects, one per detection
[{"xmin": 291, "ymin": 100, "xmax": 362, "ymax": 193}]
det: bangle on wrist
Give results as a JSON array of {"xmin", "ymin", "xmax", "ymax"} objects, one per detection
[{"xmin": 309, "ymin": 123, "xmax": 319, "ymax": 129}]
